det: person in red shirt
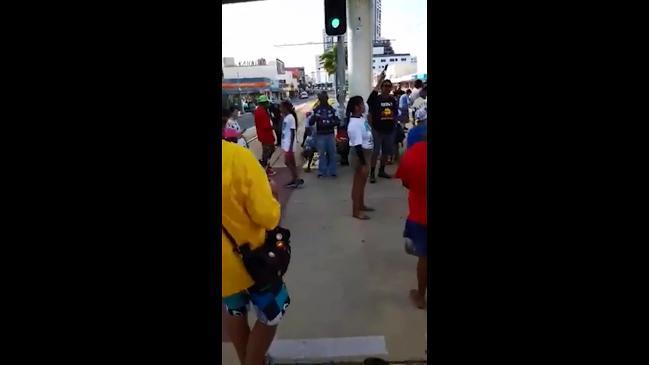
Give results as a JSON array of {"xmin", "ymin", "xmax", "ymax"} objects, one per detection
[
  {"xmin": 395, "ymin": 141, "xmax": 427, "ymax": 309},
  {"xmin": 254, "ymin": 95, "xmax": 277, "ymax": 176}
]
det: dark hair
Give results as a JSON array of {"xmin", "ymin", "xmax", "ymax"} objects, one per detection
[
  {"xmin": 406, "ymin": 89, "xmax": 412, "ymax": 94},
  {"xmin": 345, "ymin": 96, "xmax": 364, "ymax": 123},
  {"xmin": 221, "ymin": 92, "xmax": 231, "ymax": 130},
  {"xmin": 280, "ymin": 100, "xmax": 298, "ymax": 126},
  {"xmin": 414, "ymin": 79, "xmax": 423, "ymax": 88}
]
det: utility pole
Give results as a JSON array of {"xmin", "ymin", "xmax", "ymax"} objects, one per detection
[
  {"xmin": 335, "ymin": 34, "xmax": 346, "ymax": 117},
  {"xmin": 236, "ymin": 71, "xmax": 243, "ymax": 111}
]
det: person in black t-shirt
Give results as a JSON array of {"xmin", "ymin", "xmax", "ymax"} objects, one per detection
[
  {"xmin": 367, "ymin": 71, "xmax": 399, "ymax": 183},
  {"xmin": 268, "ymin": 103, "xmax": 283, "ymax": 147}
]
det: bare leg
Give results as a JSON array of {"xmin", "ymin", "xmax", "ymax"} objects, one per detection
[
  {"xmin": 409, "ymin": 256, "xmax": 427, "ymax": 309},
  {"xmin": 352, "ymin": 167, "xmax": 369, "ymax": 219},
  {"xmin": 223, "ymin": 313, "xmax": 250, "ymax": 364},
  {"xmin": 285, "ymin": 153, "xmax": 298, "ymax": 182},
  {"xmin": 417, "ymin": 256, "xmax": 427, "ymax": 298},
  {"xmin": 359, "ymin": 165, "xmax": 373, "ymax": 211},
  {"xmin": 244, "ymin": 320, "xmax": 278, "ymax": 365},
  {"xmin": 351, "ymin": 169, "xmax": 359, "ymax": 216}
]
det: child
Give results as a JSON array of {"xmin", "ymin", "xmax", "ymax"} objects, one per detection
[
  {"xmin": 301, "ymin": 112, "xmax": 317, "ymax": 173},
  {"xmin": 279, "ymin": 101, "xmax": 303, "ymax": 188},
  {"xmin": 395, "ymin": 140, "xmax": 427, "ymax": 309}
]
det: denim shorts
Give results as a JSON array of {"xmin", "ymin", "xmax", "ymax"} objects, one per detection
[
  {"xmin": 372, "ymin": 129, "xmax": 395, "ymax": 156},
  {"xmin": 223, "ymin": 281, "xmax": 290, "ymax": 326},
  {"xmin": 404, "ymin": 220, "xmax": 427, "ymax": 257}
]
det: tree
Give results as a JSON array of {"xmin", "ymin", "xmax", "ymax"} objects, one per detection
[
  {"xmin": 319, "ymin": 46, "xmax": 348, "ymax": 75},
  {"xmin": 319, "ymin": 48, "xmax": 336, "ymax": 75}
]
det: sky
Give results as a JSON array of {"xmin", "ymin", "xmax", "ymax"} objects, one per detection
[{"xmin": 221, "ymin": 0, "xmax": 427, "ymax": 76}]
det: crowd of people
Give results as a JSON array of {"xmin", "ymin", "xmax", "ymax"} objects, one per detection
[{"xmin": 221, "ymin": 67, "xmax": 428, "ymax": 364}]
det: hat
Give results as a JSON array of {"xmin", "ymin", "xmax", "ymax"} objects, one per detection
[{"xmin": 257, "ymin": 95, "xmax": 269, "ymax": 103}]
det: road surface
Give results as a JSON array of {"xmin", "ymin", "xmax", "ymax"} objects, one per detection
[{"xmin": 237, "ymin": 95, "xmax": 319, "ymax": 131}]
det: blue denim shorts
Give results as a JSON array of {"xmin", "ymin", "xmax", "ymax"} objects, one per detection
[
  {"xmin": 404, "ymin": 220, "xmax": 427, "ymax": 257},
  {"xmin": 223, "ymin": 281, "xmax": 290, "ymax": 326}
]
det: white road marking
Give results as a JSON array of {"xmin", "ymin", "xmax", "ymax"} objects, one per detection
[{"xmin": 268, "ymin": 335, "xmax": 388, "ymax": 361}]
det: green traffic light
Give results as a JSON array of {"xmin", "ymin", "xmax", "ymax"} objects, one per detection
[{"xmin": 331, "ymin": 17, "xmax": 340, "ymax": 28}]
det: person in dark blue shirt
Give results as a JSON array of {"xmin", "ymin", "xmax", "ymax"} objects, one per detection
[
  {"xmin": 308, "ymin": 91, "xmax": 340, "ymax": 177},
  {"xmin": 407, "ymin": 122, "xmax": 426, "ymax": 149}
]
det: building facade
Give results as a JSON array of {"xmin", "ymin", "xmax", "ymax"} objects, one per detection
[
  {"xmin": 222, "ymin": 57, "xmax": 298, "ymax": 106},
  {"xmin": 372, "ymin": 0, "xmax": 382, "ymax": 41}
]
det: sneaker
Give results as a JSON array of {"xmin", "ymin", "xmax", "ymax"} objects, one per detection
[
  {"xmin": 317, "ymin": 174, "xmax": 324, "ymax": 178},
  {"xmin": 266, "ymin": 168, "xmax": 277, "ymax": 177},
  {"xmin": 370, "ymin": 174, "xmax": 376, "ymax": 183},
  {"xmin": 284, "ymin": 180, "xmax": 297, "ymax": 188}
]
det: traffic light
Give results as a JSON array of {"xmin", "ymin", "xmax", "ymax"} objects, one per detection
[{"xmin": 324, "ymin": 0, "xmax": 347, "ymax": 36}]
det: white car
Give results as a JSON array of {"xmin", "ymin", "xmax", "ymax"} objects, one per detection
[{"xmin": 299, "ymin": 91, "xmax": 309, "ymax": 99}]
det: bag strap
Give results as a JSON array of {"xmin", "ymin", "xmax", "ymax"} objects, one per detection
[{"xmin": 221, "ymin": 224, "xmax": 240, "ymax": 253}]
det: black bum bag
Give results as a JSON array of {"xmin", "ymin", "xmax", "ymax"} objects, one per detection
[{"xmin": 222, "ymin": 224, "xmax": 291, "ymax": 290}]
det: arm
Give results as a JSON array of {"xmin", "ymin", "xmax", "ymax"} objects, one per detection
[
  {"xmin": 288, "ymin": 116, "xmax": 296, "ymax": 152},
  {"xmin": 367, "ymin": 90, "xmax": 378, "ymax": 106},
  {"xmin": 308, "ymin": 109, "xmax": 317, "ymax": 126},
  {"xmin": 373, "ymin": 71, "xmax": 386, "ymax": 92},
  {"xmin": 395, "ymin": 149, "xmax": 411, "ymax": 189},
  {"xmin": 348, "ymin": 123, "xmax": 364, "ymax": 164},
  {"xmin": 366, "ymin": 92, "xmax": 378, "ymax": 129},
  {"xmin": 331, "ymin": 107, "xmax": 341, "ymax": 127},
  {"xmin": 243, "ymin": 150, "xmax": 281, "ymax": 230}
]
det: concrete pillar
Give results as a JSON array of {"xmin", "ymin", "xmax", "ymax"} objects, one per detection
[{"xmin": 347, "ymin": 0, "xmax": 373, "ymax": 100}]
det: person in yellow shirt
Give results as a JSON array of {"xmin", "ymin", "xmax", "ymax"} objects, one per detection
[{"xmin": 222, "ymin": 139, "xmax": 288, "ymax": 365}]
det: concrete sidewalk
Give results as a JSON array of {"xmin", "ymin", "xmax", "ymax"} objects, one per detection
[
  {"xmin": 222, "ymin": 162, "xmax": 427, "ymax": 363},
  {"xmin": 223, "ymin": 100, "xmax": 426, "ymax": 363}
]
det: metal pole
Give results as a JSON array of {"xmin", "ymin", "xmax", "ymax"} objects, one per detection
[
  {"xmin": 237, "ymin": 72, "xmax": 243, "ymax": 111},
  {"xmin": 335, "ymin": 34, "xmax": 346, "ymax": 115}
]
